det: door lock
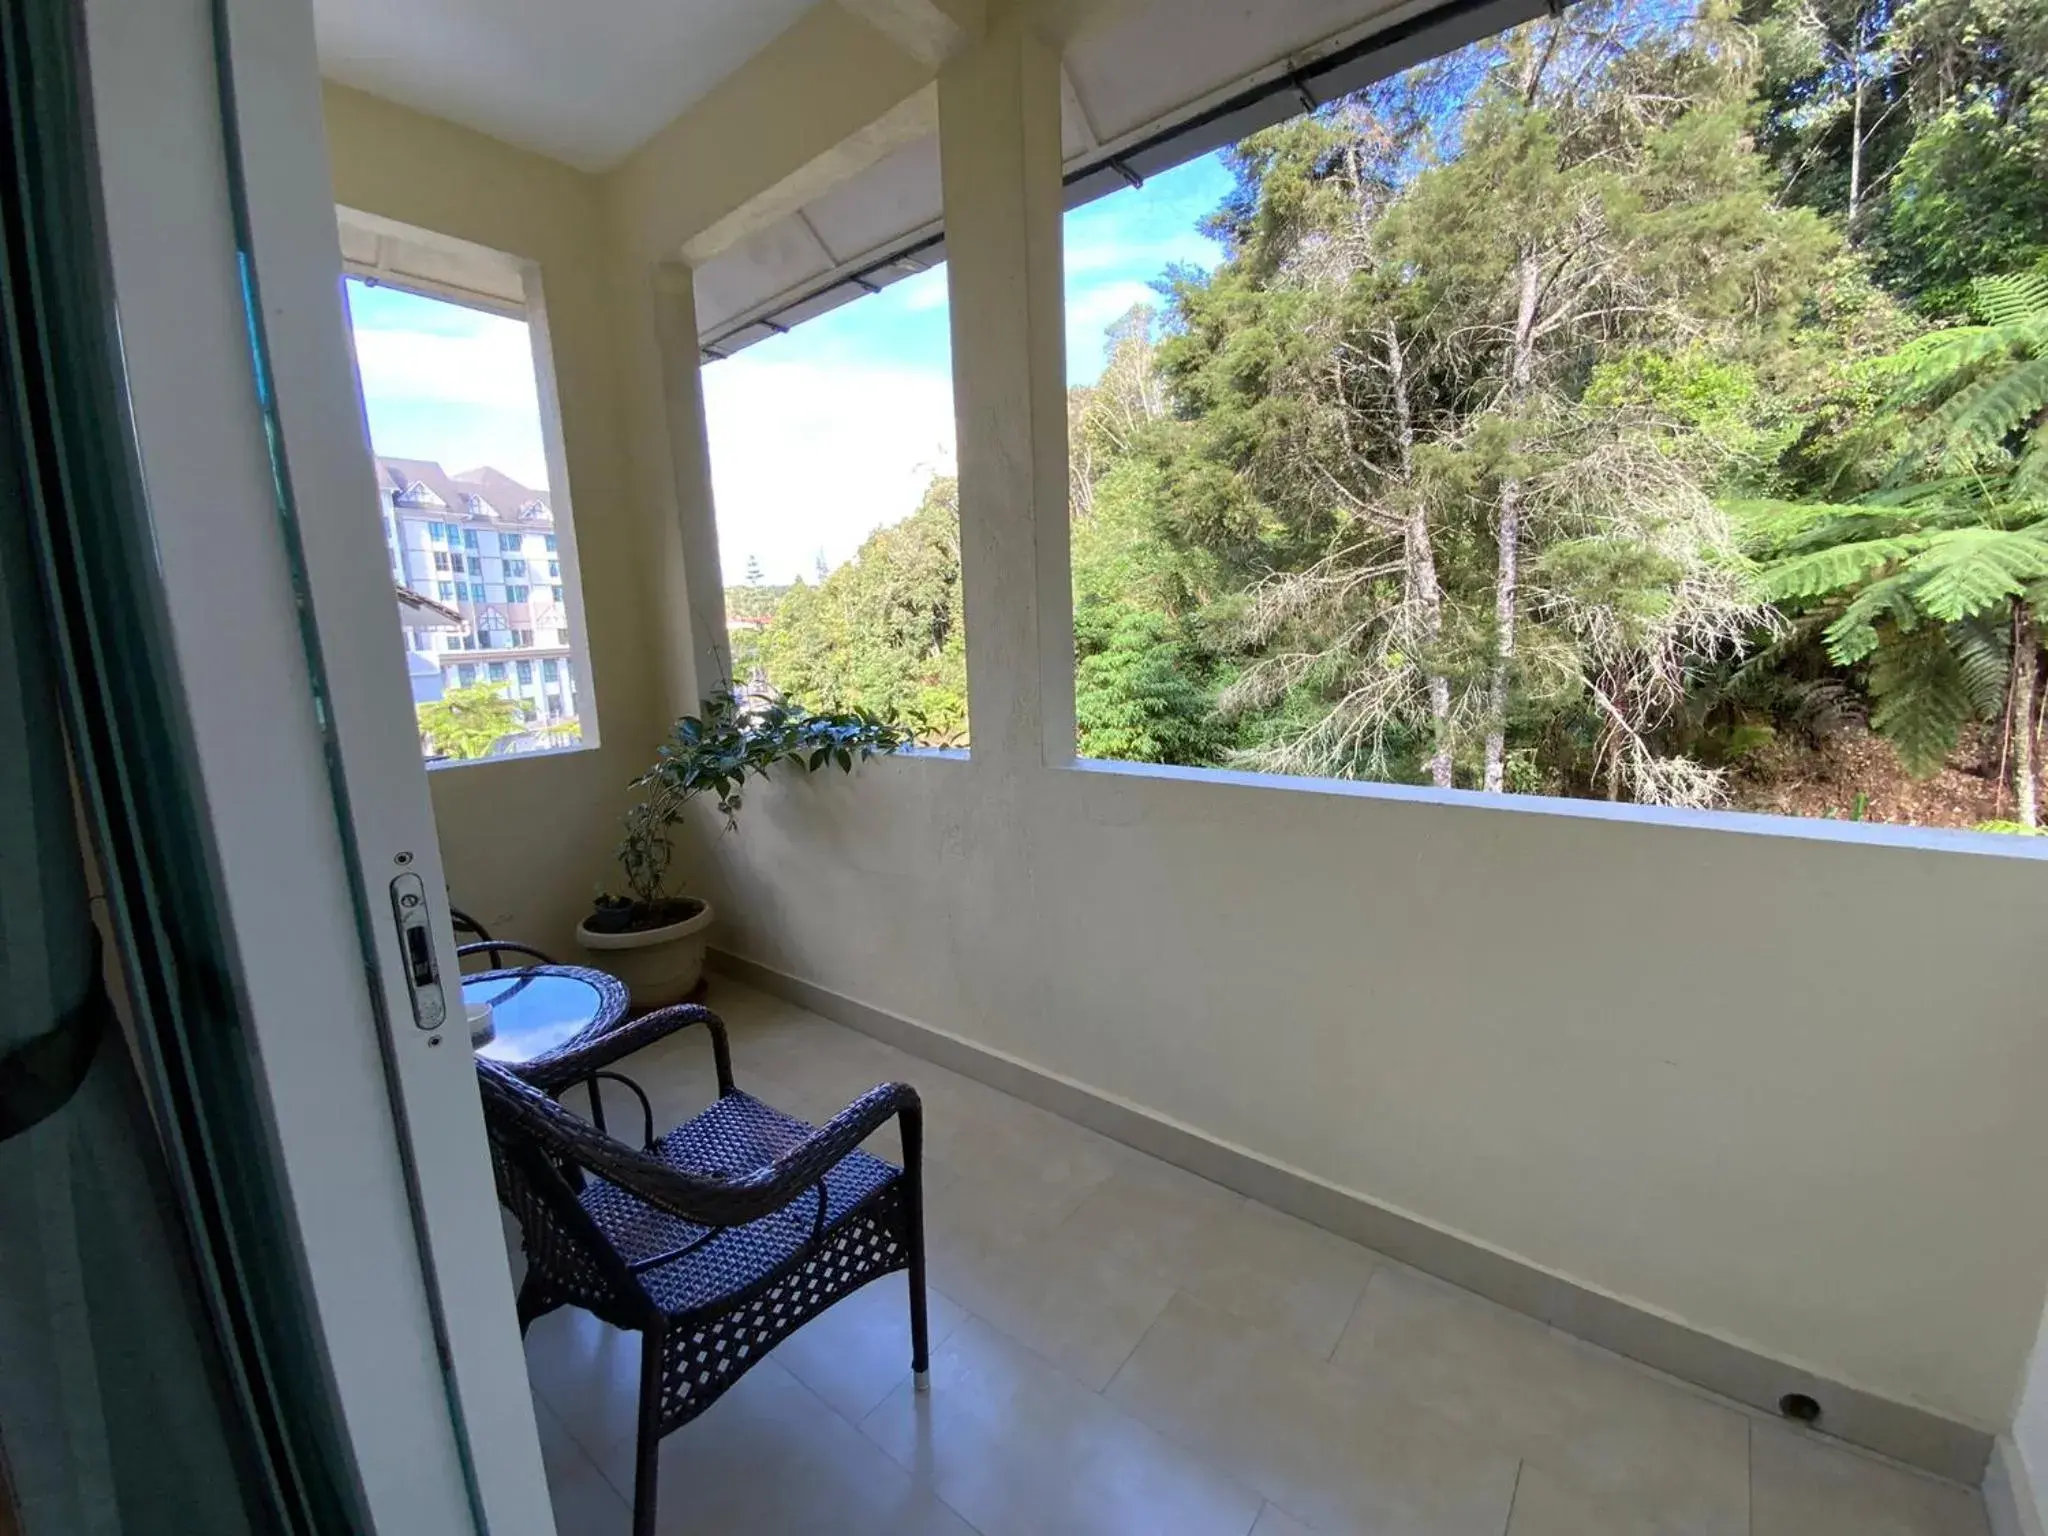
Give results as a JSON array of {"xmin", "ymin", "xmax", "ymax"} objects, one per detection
[{"xmin": 388, "ymin": 872, "xmax": 447, "ymax": 1031}]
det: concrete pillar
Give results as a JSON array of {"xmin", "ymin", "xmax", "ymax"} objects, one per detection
[
  {"xmin": 650, "ymin": 259, "xmax": 732, "ymax": 708},
  {"xmin": 938, "ymin": 4, "xmax": 1075, "ymax": 769}
]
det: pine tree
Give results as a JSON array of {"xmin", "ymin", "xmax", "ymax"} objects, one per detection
[{"xmin": 1143, "ymin": 0, "xmax": 1835, "ymax": 802}]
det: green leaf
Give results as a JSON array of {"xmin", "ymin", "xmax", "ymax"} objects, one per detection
[{"xmin": 1868, "ymin": 629, "xmax": 1973, "ymax": 779}]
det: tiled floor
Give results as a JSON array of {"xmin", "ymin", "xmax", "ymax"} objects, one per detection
[{"xmin": 515, "ymin": 979, "xmax": 1991, "ymax": 1536}]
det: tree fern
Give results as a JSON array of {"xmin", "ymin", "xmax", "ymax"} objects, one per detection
[
  {"xmin": 1951, "ymin": 616, "xmax": 2012, "ymax": 719},
  {"xmin": 1741, "ymin": 269, "xmax": 2048, "ymax": 814},
  {"xmin": 1913, "ymin": 355, "xmax": 2048, "ymax": 473},
  {"xmin": 1973, "ymin": 272, "xmax": 2048, "ymax": 328},
  {"xmin": 1888, "ymin": 273, "xmax": 2048, "ymax": 489},
  {"xmin": 1867, "ymin": 627, "xmax": 1974, "ymax": 778},
  {"xmin": 1763, "ymin": 535, "xmax": 1924, "ymax": 604}
]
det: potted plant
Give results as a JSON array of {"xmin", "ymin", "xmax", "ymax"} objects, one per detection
[{"xmin": 577, "ymin": 688, "xmax": 908, "ymax": 1006}]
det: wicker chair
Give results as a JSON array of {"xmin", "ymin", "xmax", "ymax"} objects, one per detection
[
  {"xmin": 476, "ymin": 1012, "xmax": 929, "ymax": 1536},
  {"xmin": 449, "ymin": 905, "xmax": 548, "ymax": 972}
]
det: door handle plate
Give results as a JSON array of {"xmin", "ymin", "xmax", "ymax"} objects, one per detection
[{"xmin": 388, "ymin": 872, "xmax": 447, "ymax": 1032}]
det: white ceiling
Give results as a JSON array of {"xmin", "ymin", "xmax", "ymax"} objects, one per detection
[{"xmin": 311, "ymin": 0, "xmax": 817, "ymax": 170}]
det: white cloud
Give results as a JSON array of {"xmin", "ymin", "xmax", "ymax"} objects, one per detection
[
  {"xmin": 892, "ymin": 267, "xmax": 952, "ymax": 313},
  {"xmin": 702, "ymin": 355, "xmax": 955, "ymax": 586},
  {"xmin": 1066, "ymin": 279, "xmax": 1165, "ymax": 380},
  {"xmin": 350, "ymin": 325, "xmax": 543, "ymax": 413}
]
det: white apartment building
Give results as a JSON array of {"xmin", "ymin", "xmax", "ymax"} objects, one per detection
[{"xmin": 374, "ymin": 456, "xmax": 581, "ymax": 733}]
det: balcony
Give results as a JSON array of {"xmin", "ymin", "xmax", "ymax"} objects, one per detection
[{"xmin": 31, "ymin": 0, "xmax": 2046, "ymax": 1530}]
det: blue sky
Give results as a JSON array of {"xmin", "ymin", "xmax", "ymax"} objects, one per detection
[
  {"xmin": 341, "ymin": 151, "xmax": 1236, "ymax": 586},
  {"xmin": 344, "ymin": 279, "xmax": 554, "ymax": 489},
  {"xmin": 703, "ymin": 151, "xmax": 1232, "ymax": 584}
]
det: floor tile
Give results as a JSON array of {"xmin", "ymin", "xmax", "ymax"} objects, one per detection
[
  {"xmin": 524, "ymin": 1306, "xmax": 646, "ymax": 1459},
  {"xmin": 925, "ymin": 1196, "xmax": 1176, "ymax": 1391},
  {"xmin": 1055, "ymin": 1157, "xmax": 1381, "ymax": 1362},
  {"xmin": 1332, "ymin": 1264, "xmax": 1750, "ymax": 1535},
  {"xmin": 1106, "ymin": 1291, "xmax": 1521, "ymax": 1536},
  {"xmin": 862, "ymin": 1313, "xmax": 1265, "ymax": 1536},
  {"xmin": 532, "ymin": 1392, "xmax": 632, "ymax": 1536},
  {"xmin": 1750, "ymin": 1421, "xmax": 1989, "ymax": 1536},
  {"xmin": 1249, "ymin": 1503, "xmax": 1321, "ymax": 1536},
  {"xmin": 589, "ymin": 1357, "xmax": 977, "ymax": 1536},
  {"xmin": 1507, "ymin": 1463, "xmax": 1670, "ymax": 1535},
  {"xmin": 770, "ymin": 1272, "xmax": 969, "ymax": 1425},
  {"xmin": 1053, "ymin": 1155, "xmax": 1249, "ymax": 1280}
]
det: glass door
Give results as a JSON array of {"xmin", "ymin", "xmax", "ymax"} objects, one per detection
[{"xmin": 21, "ymin": 0, "xmax": 559, "ymax": 1528}]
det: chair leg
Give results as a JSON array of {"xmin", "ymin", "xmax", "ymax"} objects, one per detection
[
  {"xmin": 901, "ymin": 1104, "xmax": 931, "ymax": 1391},
  {"xmin": 631, "ymin": 1324, "xmax": 664, "ymax": 1536}
]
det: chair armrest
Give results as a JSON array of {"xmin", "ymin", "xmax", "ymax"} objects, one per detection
[
  {"xmin": 689, "ymin": 1082, "xmax": 923, "ymax": 1226},
  {"xmin": 519, "ymin": 1003, "xmax": 734, "ymax": 1097},
  {"xmin": 475, "ymin": 1057, "xmax": 919, "ymax": 1233},
  {"xmin": 456, "ymin": 939, "xmax": 557, "ymax": 966}
]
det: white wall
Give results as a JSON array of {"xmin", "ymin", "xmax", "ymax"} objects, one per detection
[
  {"xmin": 693, "ymin": 755, "xmax": 2048, "ymax": 1429},
  {"xmin": 2005, "ymin": 1301, "xmax": 2048, "ymax": 1531},
  {"xmin": 322, "ymin": 84, "xmax": 674, "ymax": 951}
]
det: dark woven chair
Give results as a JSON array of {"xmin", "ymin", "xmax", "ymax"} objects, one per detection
[
  {"xmin": 476, "ymin": 1012, "xmax": 929, "ymax": 1536},
  {"xmin": 449, "ymin": 904, "xmax": 550, "ymax": 972}
]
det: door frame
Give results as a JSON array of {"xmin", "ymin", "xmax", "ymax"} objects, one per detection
[{"xmin": 81, "ymin": 0, "xmax": 553, "ymax": 1528}]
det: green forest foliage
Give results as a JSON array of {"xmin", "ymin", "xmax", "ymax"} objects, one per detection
[
  {"xmin": 417, "ymin": 682, "xmax": 526, "ymax": 760},
  {"xmin": 742, "ymin": 0, "xmax": 2048, "ymax": 822}
]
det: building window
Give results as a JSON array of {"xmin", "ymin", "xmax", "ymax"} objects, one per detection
[
  {"xmin": 510, "ymin": 628, "xmax": 531, "ymax": 646},
  {"xmin": 506, "ymin": 585, "xmax": 529, "ymax": 603},
  {"xmin": 437, "ymin": 581, "xmax": 454, "ymax": 601},
  {"xmin": 463, "ymin": 529, "xmax": 479, "ymax": 551},
  {"xmin": 556, "ymin": 628, "xmax": 570, "ymax": 646},
  {"xmin": 457, "ymin": 663, "xmax": 477, "ymax": 687},
  {"xmin": 499, "ymin": 532, "xmax": 522, "ymax": 552},
  {"xmin": 428, "ymin": 522, "xmax": 447, "ymax": 543},
  {"xmin": 517, "ymin": 660, "xmax": 534, "ymax": 684},
  {"xmin": 433, "ymin": 551, "xmax": 450, "ymax": 572},
  {"xmin": 454, "ymin": 581, "xmax": 470, "ymax": 601},
  {"xmin": 488, "ymin": 661, "xmax": 508, "ymax": 682},
  {"xmin": 544, "ymin": 534, "xmax": 557, "ymax": 553},
  {"xmin": 547, "ymin": 560, "xmax": 559, "ymax": 579},
  {"xmin": 504, "ymin": 559, "xmax": 527, "ymax": 578},
  {"xmin": 550, "ymin": 585, "xmax": 564, "ymax": 603},
  {"xmin": 542, "ymin": 658, "xmax": 559, "ymax": 682},
  {"xmin": 449, "ymin": 554, "xmax": 466, "ymax": 574}
]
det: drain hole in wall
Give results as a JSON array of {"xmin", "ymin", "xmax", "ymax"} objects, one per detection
[{"xmin": 1778, "ymin": 1393, "xmax": 1822, "ymax": 1424}]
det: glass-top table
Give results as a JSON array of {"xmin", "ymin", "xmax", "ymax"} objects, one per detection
[{"xmin": 464, "ymin": 964, "xmax": 628, "ymax": 1069}]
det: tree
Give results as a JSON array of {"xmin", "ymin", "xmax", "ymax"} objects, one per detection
[
  {"xmin": 760, "ymin": 478, "xmax": 968, "ymax": 741},
  {"xmin": 417, "ymin": 683, "xmax": 525, "ymax": 760},
  {"xmin": 1075, "ymin": 606, "xmax": 1231, "ymax": 764},
  {"xmin": 1142, "ymin": 0, "xmax": 1832, "ymax": 802},
  {"xmin": 1746, "ymin": 0, "xmax": 1914, "ymax": 234},
  {"xmin": 1747, "ymin": 0, "xmax": 2048, "ymax": 309},
  {"xmin": 1745, "ymin": 270, "xmax": 2048, "ymax": 822}
]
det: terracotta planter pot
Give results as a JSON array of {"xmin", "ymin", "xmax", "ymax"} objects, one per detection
[{"xmin": 575, "ymin": 898, "xmax": 714, "ymax": 1009}]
